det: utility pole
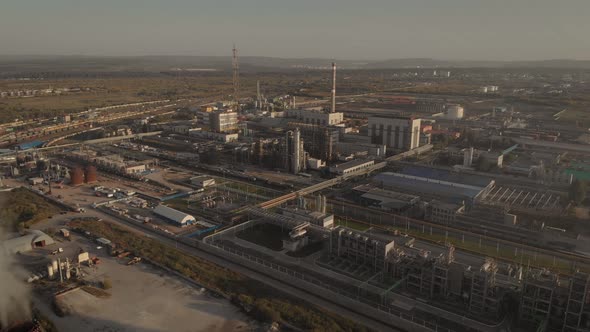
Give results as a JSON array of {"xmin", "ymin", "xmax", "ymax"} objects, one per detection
[{"xmin": 232, "ymin": 44, "xmax": 240, "ymax": 112}]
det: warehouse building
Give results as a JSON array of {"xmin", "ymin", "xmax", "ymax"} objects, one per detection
[
  {"xmin": 2, "ymin": 230, "xmax": 55, "ymax": 254},
  {"xmin": 373, "ymin": 166, "xmax": 494, "ymax": 206},
  {"xmin": 154, "ymin": 205, "xmax": 196, "ymax": 226}
]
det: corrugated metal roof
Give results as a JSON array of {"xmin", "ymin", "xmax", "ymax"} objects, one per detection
[
  {"xmin": 373, "ymin": 172, "xmax": 485, "ymax": 203},
  {"xmin": 2, "ymin": 230, "xmax": 54, "ymax": 254},
  {"xmin": 154, "ymin": 205, "xmax": 195, "ymax": 224}
]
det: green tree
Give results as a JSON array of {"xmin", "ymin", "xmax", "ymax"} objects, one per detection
[{"xmin": 569, "ymin": 179, "xmax": 587, "ymax": 205}]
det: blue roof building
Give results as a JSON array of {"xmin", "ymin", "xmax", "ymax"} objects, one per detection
[
  {"xmin": 373, "ymin": 169, "xmax": 495, "ymax": 206},
  {"xmin": 16, "ymin": 140, "xmax": 45, "ymax": 150}
]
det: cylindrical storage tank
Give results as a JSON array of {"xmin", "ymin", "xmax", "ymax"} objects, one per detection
[
  {"xmin": 65, "ymin": 260, "xmax": 71, "ymax": 280},
  {"xmin": 70, "ymin": 167, "xmax": 84, "ymax": 186},
  {"xmin": 85, "ymin": 165, "xmax": 97, "ymax": 183},
  {"xmin": 446, "ymin": 105, "xmax": 464, "ymax": 120},
  {"xmin": 47, "ymin": 264, "xmax": 54, "ymax": 280}
]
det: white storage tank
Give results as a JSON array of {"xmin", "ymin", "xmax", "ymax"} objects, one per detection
[{"xmin": 47, "ymin": 264, "xmax": 54, "ymax": 280}]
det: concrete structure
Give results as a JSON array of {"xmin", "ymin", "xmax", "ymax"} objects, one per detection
[
  {"xmin": 210, "ymin": 110, "xmax": 238, "ymax": 133},
  {"xmin": 518, "ymin": 270, "xmax": 590, "ymax": 332},
  {"xmin": 2, "ymin": 230, "xmax": 55, "ymax": 254},
  {"xmin": 330, "ymin": 226, "xmax": 395, "ymax": 272},
  {"xmin": 154, "ymin": 205, "xmax": 196, "ymax": 226},
  {"xmin": 190, "ymin": 175, "xmax": 215, "ymax": 188},
  {"xmin": 335, "ymin": 141, "xmax": 387, "ymax": 158},
  {"xmin": 425, "ymin": 200, "xmax": 465, "ymax": 224},
  {"xmin": 189, "ymin": 129, "xmax": 238, "ymax": 143},
  {"xmin": 329, "ymin": 159, "xmax": 375, "ymax": 176},
  {"xmin": 368, "ymin": 116, "xmax": 421, "ymax": 151},
  {"xmin": 280, "ymin": 208, "xmax": 334, "ymax": 228},
  {"xmin": 124, "ymin": 164, "xmax": 146, "ymax": 175},
  {"xmin": 286, "ymin": 123, "xmax": 340, "ymax": 162},
  {"xmin": 353, "ymin": 184, "xmax": 419, "ymax": 214},
  {"xmin": 307, "ymin": 158, "xmax": 325, "ymax": 170},
  {"xmin": 445, "ymin": 104, "xmax": 464, "ymax": 120},
  {"xmin": 286, "ymin": 109, "xmax": 344, "ymax": 126}
]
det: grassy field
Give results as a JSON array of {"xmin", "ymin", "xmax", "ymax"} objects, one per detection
[
  {"xmin": 0, "ymin": 187, "xmax": 62, "ymax": 231},
  {"xmin": 67, "ymin": 219, "xmax": 369, "ymax": 332}
]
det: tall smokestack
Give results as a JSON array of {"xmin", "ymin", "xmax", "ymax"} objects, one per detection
[{"xmin": 331, "ymin": 62, "xmax": 336, "ymax": 113}]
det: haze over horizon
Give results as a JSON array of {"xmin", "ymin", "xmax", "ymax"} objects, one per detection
[{"xmin": 1, "ymin": 0, "xmax": 589, "ymax": 61}]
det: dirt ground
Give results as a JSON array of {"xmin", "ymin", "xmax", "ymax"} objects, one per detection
[{"xmin": 26, "ymin": 231, "xmax": 255, "ymax": 332}]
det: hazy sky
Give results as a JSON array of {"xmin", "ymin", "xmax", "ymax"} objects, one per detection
[{"xmin": 1, "ymin": 0, "xmax": 589, "ymax": 60}]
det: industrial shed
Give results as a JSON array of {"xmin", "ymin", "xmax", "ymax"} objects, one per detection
[
  {"xmin": 154, "ymin": 205, "xmax": 196, "ymax": 226},
  {"xmin": 2, "ymin": 230, "xmax": 55, "ymax": 254}
]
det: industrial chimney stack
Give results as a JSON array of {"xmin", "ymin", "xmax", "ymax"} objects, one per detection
[{"xmin": 331, "ymin": 62, "xmax": 336, "ymax": 113}]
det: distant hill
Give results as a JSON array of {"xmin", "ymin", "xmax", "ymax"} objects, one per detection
[{"xmin": 1, "ymin": 55, "xmax": 589, "ymax": 76}]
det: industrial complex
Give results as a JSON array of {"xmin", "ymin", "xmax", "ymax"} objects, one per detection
[{"xmin": 2, "ymin": 50, "xmax": 590, "ymax": 332}]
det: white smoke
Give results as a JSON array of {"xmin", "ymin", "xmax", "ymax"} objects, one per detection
[{"xmin": 0, "ymin": 227, "xmax": 32, "ymax": 328}]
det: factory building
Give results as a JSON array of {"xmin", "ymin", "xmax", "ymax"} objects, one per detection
[
  {"xmin": 154, "ymin": 205, "xmax": 196, "ymax": 226},
  {"xmin": 385, "ymin": 244, "xmax": 511, "ymax": 322},
  {"xmin": 2, "ymin": 230, "xmax": 55, "ymax": 254},
  {"xmin": 518, "ymin": 270, "xmax": 590, "ymax": 332},
  {"xmin": 445, "ymin": 104, "xmax": 464, "ymax": 120},
  {"xmin": 373, "ymin": 166, "xmax": 495, "ymax": 206},
  {"xmin": 280, "ymin": 207, "xmax": 334, "ymax": 228},
  {"xmin": 352, "ymin": 184, "xmax": 420, "ymax": 214},
  {"xmin": 210, "ymin": 110, "xmax": 238, "ymax": 133},
  {"xmin": 424, "ymin": 200, "xmax": 465, "ymax": 224},
  {"xmin": 330, "ymin": 226, "xmax": 395, "ymax": 272},
  {"xmin": 189, "ymin": 129, "xmax": 238, "ymax": 143},
  {"xmin": 285, "ymin": 109, "xmax": 344, "ymax": 126},
  {"xmin": 368, "ymin": 116, "xmax": 421, "ymax": 151},
  {"xmin": 416, "ymin": 100, "xmax": 447, "ymax": 114},
  {"xmin": 285, "ymin": 128, "xmax": 306, "ymax": 174},
  {"xmin": 286, "ymin": 122, "xmax": 339, "ymax": 162},
  {"xmin": 335, "ymin": 141, "xmax": 387, "ymax": 158}
]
